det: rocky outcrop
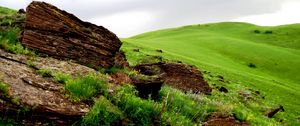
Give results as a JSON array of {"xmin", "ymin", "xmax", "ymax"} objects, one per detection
[
  {"xmin": 0, "ymin": 49, "xmax": 92, "ymax": 125},
  {"xmin": 203, "ymin": 113, "xmax": 249, "ymax": 126},
  {"xmin": 21, "ymin": 1, "xmax": 122, "ymax": 69},
  {"xmin": 135, "ymin": 62, "xmax": 212, "ymax": 95}
]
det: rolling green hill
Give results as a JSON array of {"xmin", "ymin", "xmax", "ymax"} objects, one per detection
[
  {"xmin": 122, "ymin": 22, "xmax": 300, "ymax": 123},
  {"xmin": 0, "ymin": 6, "xmax": 17, "ymax": 15}
]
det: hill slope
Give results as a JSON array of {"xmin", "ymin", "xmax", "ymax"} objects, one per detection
[{"xmin": 122, "ymin": 22, "xmax": 300, "ymax": 119}]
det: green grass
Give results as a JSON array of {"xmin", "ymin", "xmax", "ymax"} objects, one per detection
[
  {"xmin": 0, "ymin": 6, "xmax": 34, "ymax": 56},
  {"xmin": 36, "ymin": 68, "xmax": 108, "ymax": 102},
  {"xmin": 0, "ymin": 6, "xmax": 16, "ymax": 15},
  {"xmin": 65, "ymin": 74, "xmax": 108, "ymax": 101},
  {"xmin": 37, "ymin": 68, "xmax": 53, "ymax": 77},
  {"xmin": 0, "ymin": 81, "xmax": 9, "ymax": 98},
  {"xmin": 111, "ymin": 85, "xmax": 162, "ymax": 126},
  {"xmin": 122, "ymin": 22, "xmax": 300, "ymax": 125},
  {"xmin": 82, "ymin": 96, "xmax": 123, "ymax": 126}
]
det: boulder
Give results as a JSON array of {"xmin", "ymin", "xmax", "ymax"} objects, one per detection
[
  {"xmin": 21, "ymin": 1, "xmax": 122, "ymax": 69},
  {"xmin": 135, "ymin": 62, "xmax": 212, "ymax": 95}
]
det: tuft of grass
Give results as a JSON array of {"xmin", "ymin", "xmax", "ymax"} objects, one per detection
[
  {"xmin": 0, "ymin": 28, "xmax": 35, "ymax": 56},
  {"xmin": 111, "ymin": 85, "xmax": 162, "ymax": 126},
  {"xmin": 65, "ymin": 74, "xmax": 108, "ymax": 101},
  {"xmin": 0, "ymin": 81, "xmax": 9, "ymax": 98},
  {"xmin": 82, "ymin": 96, "xmax": 123, "ymax": 126},
  {"xmin": 161, "ymin": 112, "xmax": 195, "ymax": 126},
  {"xmin": 233, "ymin": 107, "xmax": 248, "ymax": 121},
  {"xmin": 37, "ymin": 68, "xmax": 53, "ymax": 77},
  {"xmin": 53, "ymin": 72, "xmax": 71, "ymax": 84},
  {"xmin": 158, "ymin": 86, "xmax": 217, "ymax": 123}
]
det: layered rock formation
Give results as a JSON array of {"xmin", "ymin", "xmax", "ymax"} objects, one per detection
[
  {"xmin": 135, "ymin": 62, "xmax": 212, "ymax": 95},
  {"xmin": 21, "ymin": 1, "xmax": 122, "ymax": 69}
]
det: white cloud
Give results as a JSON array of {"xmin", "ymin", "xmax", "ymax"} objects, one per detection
[
  {"xmin": 233, "ymin": 1, "xmax": 300, "ymax": 26},
  {"xmin": 1, "ymin": 0, "xmax": 299, "ymax": 37},
  {"xmin": 89, "ymin": 10, "xmax": 155, "ymax": 37}
]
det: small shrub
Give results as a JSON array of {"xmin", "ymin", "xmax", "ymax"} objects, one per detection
[
  {"xmin": 37, "ymin": 69, "xmax": 53, "ymax": 77},
  {"xmin": 265, "ymin": 30, "xmax": 273, "ymax": 34},
  {"xmin": 248, "ymin": 63, "xmax": 256, "ymax": 68},
  {"xmin": 65, "ymin": 74, "xmax": 108, "ymax": 101},
  {"xmin": 253, "ymin": 30, "xmax": 261, "ymax": 34},
  {"xmin": 82, "ymin": 96, "xmax": 123, "ymax": 126}
]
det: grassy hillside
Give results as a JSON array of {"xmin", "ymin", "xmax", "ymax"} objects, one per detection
[
  {"xmin": 0, "ymin": 6, "xmax": 17, "ymax": 15},
  {"xmin": 1, "ymin": 5, "xmax": 299, "ymax": 125},
  {"xmin": 122, "ymin": 22, "xmax": 300, "ymax": 124}
]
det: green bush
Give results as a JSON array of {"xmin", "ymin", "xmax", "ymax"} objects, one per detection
[
  {"xmin": 65, "ymin": 74, "xmax": 108, "ymax": 101},
  {"xmin": 253, "ymin": 30, "xmax": 261, "ymax": 34},
  {"xmin": 265, "ymin": 30, "xmax": 273, "ymax": 34},
  {"xmin": 82, "ymin": 96, "xmax": 123, "ymax": 126}
]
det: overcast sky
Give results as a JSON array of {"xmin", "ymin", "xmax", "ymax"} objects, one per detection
[{"xmin": 1, "ymin": 0, "xmax": 300, "ymax": 37}]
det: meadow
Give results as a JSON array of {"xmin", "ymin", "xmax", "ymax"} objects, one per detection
[{"xmin": 122, "ymin": 22, "xmax": 300, "ymax": 124}]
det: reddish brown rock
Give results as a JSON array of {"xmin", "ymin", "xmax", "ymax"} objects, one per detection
[
  {"xmin": 21, "ymin": 1, "xmax": 122, "ymax": 68},
  {"xmin": 203, "ymin": 113, "xmax": 249, "ymax": 126},
  {"xmin": 135, "ymin": 62, "xmax": 212, "ymax": 95}
]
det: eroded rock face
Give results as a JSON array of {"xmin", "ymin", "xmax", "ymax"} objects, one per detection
[
  {"xmin": 0, "ymin": 49, "xmax": 91, "ymax": 124},
  {"xmin": 203, "ymin": 113, "xmax": 249, "ymax": 126},
  {"xmin": 21, "ymin": 1, "xmax": 122, "ymax": 69},
  {"xmin": 135, "ymin": 62, "xmax": 212, "ymax": 95}
]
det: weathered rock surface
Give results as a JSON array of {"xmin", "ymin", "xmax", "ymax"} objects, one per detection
[
  {"xmin": 0, "ymin": 49, "xmax": 91, "ymax": 124},
  {"xmin": 135, "ymin": 62, "xmax": 212, "ymax": 95},
  {"xmin": 203, "ymin": 113, "xmax": 249, "ymax": 126},
  {"xmin": 21, "ymin": 1, "xmax": 122, "ymax": 69}
]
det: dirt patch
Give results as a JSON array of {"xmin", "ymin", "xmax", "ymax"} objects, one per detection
[
  {"xmin": 203, "ymin": 113, "xmax": 249, "ymax": 126},
  {"xmin": 109, "ymin": 72, "xmax": 132, "ymax": 85},
  {"xmin": 114, "ymin": 51, "xmax": 129, "ymax": 68},
  {"xmin": 135, "ymin": 62, "xmax": 212, "ymax": 94}
]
